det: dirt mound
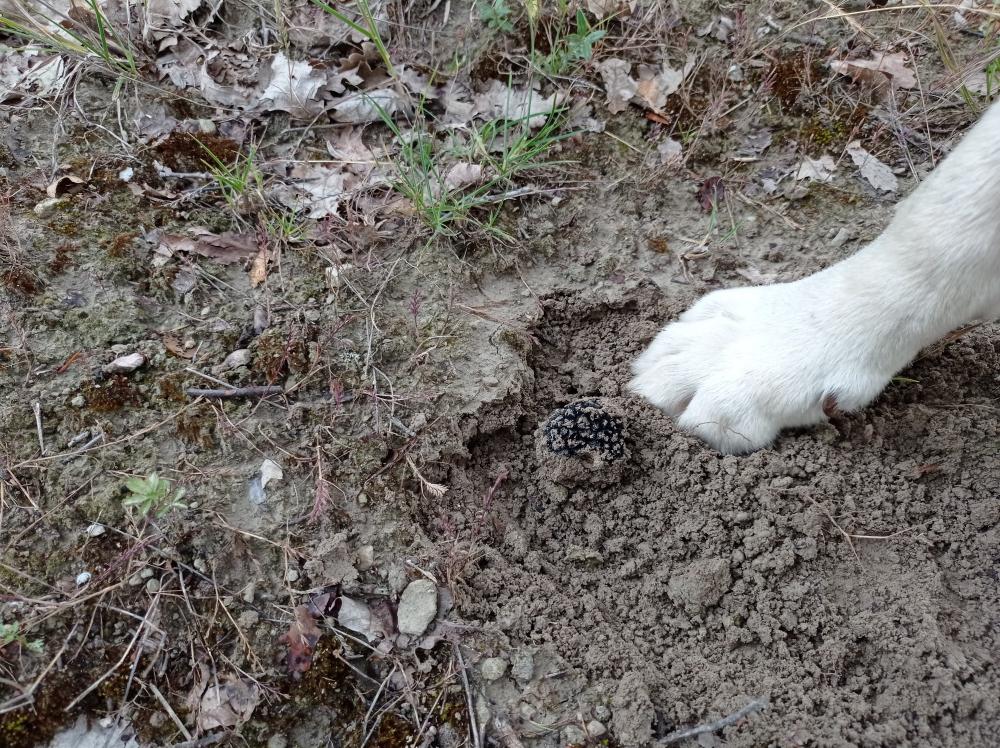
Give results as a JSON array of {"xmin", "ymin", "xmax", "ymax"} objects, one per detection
[{"xmin": 429, "ymin": 281, "xmax": 1000, "ymax": 746}]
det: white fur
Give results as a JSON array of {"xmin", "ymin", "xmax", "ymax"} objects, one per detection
[{"xmin": 631, "ymin": 99, "xmax": 1000, "ymax": 454}]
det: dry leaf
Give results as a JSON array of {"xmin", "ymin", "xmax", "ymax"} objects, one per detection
[
  {"xmin": 696, "ymin": 176, "xmax": 725, "ymax": 212},
  {"xmin": 830, "ymin": 51, "xmax": 916, "ymax": 90},
  {"xmin": 46, "ymin": 174, "xmax": 85, "ymax": 198},
  {"xmin": 472, "ymin": 80, "xmax": 566, "ymax": 127},
  {"xmin": 444, "ymin": 162, "xmax": 484, "ymax": 191},
  {"xmin": 279, "ymin": 604, "xmax": 322, "ymax": 678},
  {"xmin": 256, "ymin": 53, "xmax": 327, "ymax": 119},
  {"xmin": 196, "ymin": 678, "xmax": 260, "ymax": 731},
  {"xmin": 144, "ymin": 0, "xmax": 204, "ymax": 39},
  {"xmin": 648, "ymin": 137, "xmax": 683, "ymax": 166},
  {"xmin": 795, "ymin": 154, "xmax": 836, "ymax": 183},
  {"xmin": 162, "ymin": 334, "xmax": 194, "ymax": 359},
  {"xmin": 596, "ymin": 58, "xmax": 636, "ymax": 114},
  {"xmin": 634, "ymin": 61, "xmax": 689, "ymax": 111},
  {"xmin": 331, "ymin": 88, "xmax": 410, "ymax": 124},
  {"xmin": 156, "ymin": 228, "xmax": 258, "ymax": 266},
  {"xmin": 586, "ymin": 0, "xmax": 621, "ymax": 18},
  {"xmin": 845, "ymin": 141, "xmax": 897, "ymax": 192},
  {"xmin": 276, "ymin": 164, "xmax": 349, "ymax": 219},
  {"xmin": 249, "ymin": 245, "xmax": 270, "ymax": 287},
  {"xmin": 0, "ymin": 48, "xmax": 66, "ymax": 102}
]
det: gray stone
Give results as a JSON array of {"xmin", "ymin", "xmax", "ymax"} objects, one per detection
[
  {"xmin": 480, "ymin": 657, "xmax": 508, "ymax": 682},
  {"xmin": 397, "ymin": 579, "xmax": 437, "ymax": 636}
]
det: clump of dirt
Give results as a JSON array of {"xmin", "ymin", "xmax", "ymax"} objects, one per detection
[{"xmin": 428, "ymin": 282, "xmax": 1000, "ymax": 746}]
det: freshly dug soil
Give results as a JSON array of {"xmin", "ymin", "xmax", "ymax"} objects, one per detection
[{"xmin": 430, "ymin": 280, "xmax": 1000, "ymax": 746}]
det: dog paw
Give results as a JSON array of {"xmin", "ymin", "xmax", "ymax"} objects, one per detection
[{"xmin": 629, "ymin": 279, "xmax": 892, "ymax": 453}]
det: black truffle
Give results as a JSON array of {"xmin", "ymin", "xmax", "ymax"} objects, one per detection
[{"xmin": 543, "ymin": 400, "xmax": 626, "ymax": 461}]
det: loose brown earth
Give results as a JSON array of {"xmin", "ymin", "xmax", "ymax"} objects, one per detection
[{"xmin": 1, "ymin": 2, "xmax": 999, "ymax": 747}]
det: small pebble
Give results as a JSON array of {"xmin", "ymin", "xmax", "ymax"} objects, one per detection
[
  {"xmin": 594, "ymin": 705, "xmax": 612, "ymax": 721},
  {"xmin": 480, "ymin": 657, "xmax": 508, "ymax": 682},
  {"xmin": 128, "ymin": 573, "xmax": 143, "ymax": 587},
  {"xmin": 357, "ymin": 492, "xmax": 369, "ymax": 506},
  {"xmin": 243, "ymin": 581, "xmax": 256, "ymax": 603},
  {"xmin": 85, "ymin": 523, "xmax": 106, "ymax": 537},
  {"xmin": 193, "ymin": 558, "xmax": 208, "ymax": 573},
  {"xmin": 562, "ymin": 726, "xmax": 586, "ymax": 744},
  {"xmin": 103, "ymin": 352, "xmax": 144, "ymax": 375},
  {"xmin": 75, "ymin": 571, "xmax": 92, "ymax": 586},
  {"xmin": 396, "ymin": 579, "xmax": 438, "ymax": 636},
  {"xmin": 70, "ymin": 394, "xmax": 85, "ymax": 408},
  {"xmin": 830, "ymin": 227, "xmax": 853, "ymax": 247},
  {"xmin": 483, "ymin": 376, "xmax": 499, "ymax": 387},
  {"xmin": 140, "ymin": 567, "xmax": 155, "ymax": 579},
  {"xmin": 355, "ymin": 544, "xmax": 374, "ymax": 572},
  {"xmin": 34, "ymin": 197, "xmax": 67, "ymax": 217},
  {"xmin": 285, "ymin": 568, "xmax": 299, "ymax": 583},
  {"xmin": 214, "ymin": 348, "xmax": 250, "ymax": 373},
  {"xmin": 586, "ymin": 720, "xmax": 607, "ymax": 737},
  {"xmin": 145, "ymin": 578, "xmax": 160, "ymax": 594}
]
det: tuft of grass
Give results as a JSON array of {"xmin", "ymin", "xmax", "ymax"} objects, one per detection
[
  {"xmin": 308, "ymin": 0, "xmax": 394, "ymax": 76},
  {"xmin": 197, "ymin": 139, "xmax": 264, "ymax": 210},
  {"xmin": 375, "ymin": 94, "xmax": 573, "ymax": 243},
  {"xmin": 0, "ymin": 0, "xmax": 140, "ymax": 80}
]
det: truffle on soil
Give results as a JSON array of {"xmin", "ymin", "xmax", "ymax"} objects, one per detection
[{"xmin": 543, "ymin": 399, "xmax": 626, "ymax": 461}]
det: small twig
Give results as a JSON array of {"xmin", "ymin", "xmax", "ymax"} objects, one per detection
[
  {"xmin": 807, "ymin": 497, "xmax": 861, "ymax": 565},
  {"xmin": 148, "ymin": 682, "xmax": 193, "ymax": 742},
  {"xmin": 185, "ymin": 385, "xmax": 285, "ymax": 399},
  {"xmin": 453, "ymin": 644, "xmax": 482, "ymax": 748},
  {"xmin": 659, "ymin": 697, "xmax": 768, "ymax": 745},
  {"xmin": 32, "ymin": 402, "xmax": 44, "ymax": 455}
]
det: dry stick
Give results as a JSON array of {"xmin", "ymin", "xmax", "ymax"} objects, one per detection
[
  {"xmin": 148, "ymin": 682, "xmax": 193, "ymax": 742},
  {"xmin": 807, "ymin": 497, "xmax": 862, "ymax": 566},
  {"xmin": 453, "ymin": 643, "xmax": 482, "ymax": 748},
  {"xmin": 32, "ymin": 401, "xmax": 44, "ymax": 455},
  {"xmin": 185, "ymin": 385, "xmax": 285, "ymax": 399},
  {"xmin": 660, "ymin": 697, "xmax": 768, "ymax": 745},
  {"xmin": 64, "ymin": 608, "xmax": 151, "ymax": 711}
]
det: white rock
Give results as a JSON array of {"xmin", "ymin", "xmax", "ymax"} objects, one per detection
[
  {"xmin": 76, "ymin": 571, "xmax": 92, "ymax": 586},
  {"xmin": 34, "ymin": 197, "xmax": 66, "ymax": 217},
  {"xmin": 397, "ymin": 579, "xmax": 438, "ymax": 636},
  {"xmin": 145, "ymin": 578, "xmax": 160, "ymax": 594},
  {"xmin": 214, "ymin": 348, "xmax": 251, "ymax": 373},
  {"xmin": 259, "ymin": 459, "xmax": 283, "ymax": 489},
  {"xmin": 85, "ymin": 523, "xmax": 106, "ymax": 537},
  {"xmin": 587, "ymin": 720, "xmax": 607, "ymax": 737},
  {"xmin": 103, "ymin": 352, "xmax": 145, "ymax": 374}
]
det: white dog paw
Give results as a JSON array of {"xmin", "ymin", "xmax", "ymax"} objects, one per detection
[{"xmin": 629, "ymin": 280, "xmax": 893, "ymax": 453}]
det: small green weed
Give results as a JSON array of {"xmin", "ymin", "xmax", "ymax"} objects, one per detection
[
  {"xmin": 479, "ymin": 0, "xmax": 515, "ymax": 33},
  {"xmin": 0, "ymin": 622, "xmax": 44, "ymax": 655},
  {"xmin": 986, "ymin": 57, "xmax": 1000, "ymax": 98},
  {"xmin": 536, "ymin": 10, "xmax": 605, "ymax": 75},
  {"xmin": 123, "ymin": 473, "xmax": 187, "ymax": 518}
]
